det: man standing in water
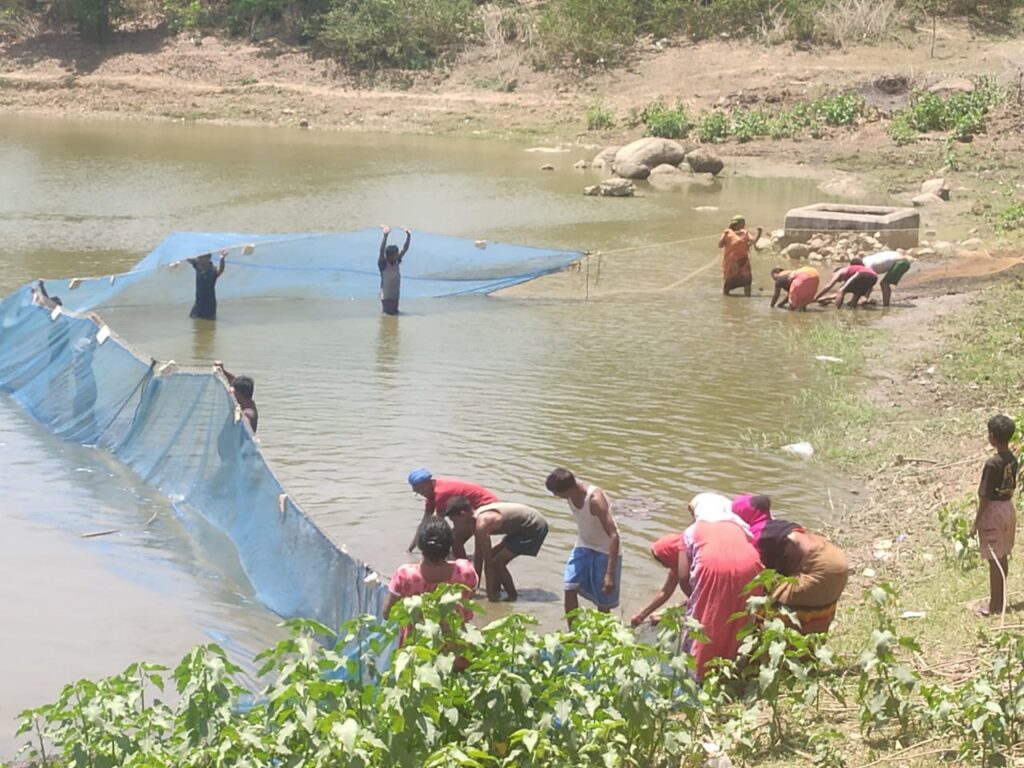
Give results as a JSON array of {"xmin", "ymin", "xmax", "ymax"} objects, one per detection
[
  {"xmin": 379, "ymin": 225, "xmax": 412, "ymax": 315},
  {"xmin": 719, "ymin": 215, "xmax": 762, "ymax": 297},
  {"xmin": 545, "ymin": 467, "xmax": 622, "ymax": 627},
  {"xmin": 187, "ymin": 250, "xmax": 227, "ymax": 320}
]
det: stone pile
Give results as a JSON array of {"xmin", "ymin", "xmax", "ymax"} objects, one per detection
[{"xmin": 771, "ymin": 230, "xmax": 941, "ymax": 263}]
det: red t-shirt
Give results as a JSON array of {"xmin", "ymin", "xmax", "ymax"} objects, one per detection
[
  {"xmin": 651, "ymin": 532, "xmax": 684, "ymax": 576},
  {"xmin": 839, "ymin": 264, "xmax": 876, "ymax": 280},
  {"xmin": 426, "ymin": 478, "xmax": 500, "ymax": 515}
]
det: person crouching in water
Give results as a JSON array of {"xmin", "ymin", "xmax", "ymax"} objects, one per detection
[
  {"xmin": 973, "ymin": 414, "xmax": 1018, "ymax": 617},
  {"xmin": 770, "ymin": 267, "xmax": 820, "ymax": 311},
  {"xmin": 719, "ymin": 215, "xmax": 762, "ymax": 297},
  {"xmin": 444, "ymin": 496, "xmax": 548, "ymax": 602},
  {"xmin": 383, "ymin": 516, "xmax": 478, "ymax": 633},
  {"xmin": 756, "ymin": 520, "xmax": 849, "ymax": 633}
]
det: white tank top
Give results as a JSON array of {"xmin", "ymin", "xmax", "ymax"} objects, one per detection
[{"xmin": 568, "ymin": 485, "xmax": 612, "ymax": 554}]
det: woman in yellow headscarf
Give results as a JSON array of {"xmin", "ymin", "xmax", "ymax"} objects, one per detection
[{"xmin": 719, "ymin": 215, "xmax": 762, "ymax": 297}]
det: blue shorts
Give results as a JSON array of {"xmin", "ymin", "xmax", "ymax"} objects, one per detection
[
  {"xmin": 564, "ymin": 546, "xmax": 622, "ymax": 609},
  {"xmin": 502, "ymin": 521, "xmax": 548, "ymax": 557}
]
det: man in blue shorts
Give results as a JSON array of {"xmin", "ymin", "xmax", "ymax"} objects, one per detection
[
  {"xmin": 545, "ymin": 468, "xmax": 622, "ymax": 628},
  {"xmin": 444, "ymin": 497, "xmax": 548, "ymax": 602}
]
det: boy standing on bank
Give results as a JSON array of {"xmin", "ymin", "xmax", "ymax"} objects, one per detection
[
  {"xmin": 973, "ymin": 414, "xmax": 1019, "ymax": 617},
  {"xmin": 545, "ymin": 468, "xmax": 622, "ymax": 627}
]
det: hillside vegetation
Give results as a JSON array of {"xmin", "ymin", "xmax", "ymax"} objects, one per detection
[{"xmin": 1, "ymin": 0, "xmax": 1021, "ymax": 71}]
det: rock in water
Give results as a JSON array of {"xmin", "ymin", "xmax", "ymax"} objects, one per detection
[
  {"xmin": 611, "ymin": 160, "xmax": 651, "ymax": 180},
  {"xmin": 613, "ymin": 137, "xmax": 687, "ymax": 171},
  {"xmin": 596, "ymin": 178, "xmax": 636, "ymax": 197},
  {"xmin": 685, "ymin": 148, "xmax": 724, "ymax": 176},
  {"xmin": 591, "ymin": 145, "xmax": 621, "ymax": 168},
  {"xmin": 782, "ymin": 243, "xmax": 811, "ymax": 259}
]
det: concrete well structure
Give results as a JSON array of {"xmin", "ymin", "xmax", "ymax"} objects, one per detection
[{"xmin": 783, "ymin": 204, "xmax": 919, "ymax": 249}]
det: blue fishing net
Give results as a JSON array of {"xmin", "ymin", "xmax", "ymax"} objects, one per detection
[
  {"xmin": 0, "ymin": 230, "xmax": 581, "ymax": 633},
  {"xmin": 49, "ymin": 230, "xmax": 584, "ymax": 311}
]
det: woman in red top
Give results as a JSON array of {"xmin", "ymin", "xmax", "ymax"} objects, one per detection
[
  {"xmin": 814, "ymin": 258, "xmax": 878, "ymax": 309},
  {"xmin": 629, "ymin": 531, "xmax": 686, "ymax": 627}
]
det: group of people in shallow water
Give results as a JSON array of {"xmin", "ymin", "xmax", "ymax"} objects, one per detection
[
  {"xmin": 720, "ymin": 215, "xmax": 913, "ymax": 310},
  {"xmin": 384, "ymin": 467, "xmax": 850, "ymax": 679}
]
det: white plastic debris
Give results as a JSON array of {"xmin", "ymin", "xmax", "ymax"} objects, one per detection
[
  {"xmin": 50, "ymin": 305, "xmax": 63, "ymax": 321},
  {"xmin": 364, "ymin": 572, "xmax": 380, "ymax": 586},
  {"xmin": 242, "ymin": 244, "xmax": 256, "ymax": 255},
  {"xmin": 95, "ymin": 325, "xmax": 111, "ymax": 345},
  {"xmin": 815, "ymin": 355, "xmax": 844, "ymax": 363},
  {"xmin": 900, "ymin": 611, "xmax": 926, "ymax": 619},
  {"xmin": 781, "ymin": 441, "xmax": 814, "ymax": 458},
  {"xmin": 863, "ymin": 567, "xmax": 876, "ymax": 578}
]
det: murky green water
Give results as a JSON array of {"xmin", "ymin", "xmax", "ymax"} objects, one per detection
[{"xmin": 0, "ymin": 114, "xmax": 864, "ymax": 754}]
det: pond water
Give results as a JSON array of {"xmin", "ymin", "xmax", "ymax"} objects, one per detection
[{"xmin": 0, "ymin": 114, "xmax": 865, "ymax": 755}]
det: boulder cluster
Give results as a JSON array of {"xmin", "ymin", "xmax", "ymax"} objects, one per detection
[
  {"xmin": 772, "ymin": 229, "xmax": 971, "ymax": 264},
  {"xmin": 583, "ymin": 138, "xmax": 725, "ymax": 197}
]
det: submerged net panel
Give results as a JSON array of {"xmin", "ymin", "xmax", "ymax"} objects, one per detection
[
  {"xmin": 51, "ymin": 230, "xmax": 584, "ymax": 311},
  {"xmin": 0, "ymin": 286, "xmax": 386, "ymax": 631}
]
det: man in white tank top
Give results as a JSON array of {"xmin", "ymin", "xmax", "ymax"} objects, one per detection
[
  {"xmin": 378, "ymin": 225, "xmax": 411, "ymax": 315},
  {"xmin": 545, "ymin": 467, "xmax": 622, "ymax": 628}
]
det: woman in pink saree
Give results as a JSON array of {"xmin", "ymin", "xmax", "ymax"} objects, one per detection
[{"xmin": 680, "ymin": 493, "xmax": 763, "ymax": 679}]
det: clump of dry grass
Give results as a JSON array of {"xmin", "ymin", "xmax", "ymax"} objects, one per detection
[{"xmin": 815, "ymin": 0, "xmax": 909, "ymax": 48}]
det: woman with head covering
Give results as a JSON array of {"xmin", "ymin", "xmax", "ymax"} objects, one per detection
[
  {"xmin": 770, "ymin": 266, "xmax": 820, "ymax": 311},
  {"xmin": 756, "ymin": 520, "xmax": 849, "ymax": 634},
  {"xmin": 384, "ymin": 517, "xmax": 478, "ymax": 642},
  {"xmin": 719, "ymin": 215, "xmax": 763, "ymax": 297},
  {"xmin": 632, "ymin": 493, "xmax": 761, "ymax": 680},
  {"xmin": 732, "ymin": 494, "xmax": 773, "ymax": 543}
]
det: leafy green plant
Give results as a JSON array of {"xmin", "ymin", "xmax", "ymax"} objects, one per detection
[
  {"xmin": 585, "ymin": 99, "xmax": 615, "ymax": 131},
  {"xmin": 938, "ymin": 496, "xmax": 980, "ymax": 570},
  {"xmin": 730, "ymin": 108, "xmax": 770, "ymax": 142},
  {"xmin": 813, "ymin": 92, "xmax": 865, "ymax": 126},
  {"xmin": 997, "ymin": 198, "xmax": 1024, "ymax": 232},
  {"xmin": 856, "ymin": 583, "xmax": 923, "ymax": 735},
  {"xmin": 889, "ymin": 78, "xmax": 1005, "ymax": 144},
  {"xmin": 639, "ymin": 99, "xmax": 690, "ymax": 138},
  {"xmin": 951, "ymin": 631, "xmax": 1024, "ymax": 767},
  {"xmin": 696, "ymin": 109, "xmax": 730, "ymax": 143}
]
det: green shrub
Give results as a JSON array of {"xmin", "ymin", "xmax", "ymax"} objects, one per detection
[
  {"xmin": 537, "ymin": 0, "xmax": 635, "ymax": 66},
  {"xmin": 585, "ymin": 98, "xmax": 616, "ymax": 130},
  {"xmin": 997, "ymin": 198, "xmax": 1024, "ymax": 232},
  {"xmin": 312, "ymin": 0, "xmax": 480, "ymax": 70},
  {"xmin": 889, "ymin": 78, "xmax": 1005, "ymax": 143},
  {"xmin": 639, "ymin": 98, "xmax": 690, "ymax": 138},
  {"xmin": 696, "ymin": 109, "xmax": 730, "ymax": 143},
  {"xmin": 814, "ymin": 92, "xmax": 864, "ymax": 126},
  {"xmin": 730, "ymin": 108, "xmax": 770, "ymax": 142}
]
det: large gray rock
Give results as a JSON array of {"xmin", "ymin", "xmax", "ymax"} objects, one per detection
[
  {"xmin": 928, "ymin": 77, "xmax": 975, "ymax": 98},
  {"xmin": 591, "ymin": 145, "xmax": 621, "ymax": 168},
  {"xmin": 613, "ymin": 137, "xmax": 687, "ymax": 171},
  {"xmin": 612, "ymin": 160, "xmax": 651, "ymax": 180},
  {"xmin": 912, "ymin": 192, "xmax": 944, "ymax": 207},
  {"xmin": 685, "ymin": 148, "xmax": 724, "ymax": 176},
  {"xmin": 920, "ymin": 177, "xmax": 950, "ymax": 200}
]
